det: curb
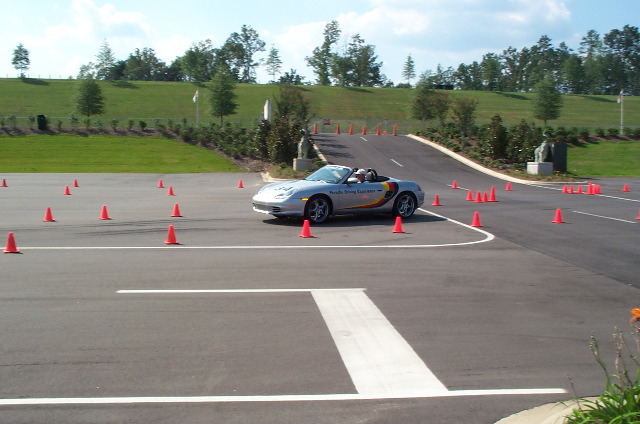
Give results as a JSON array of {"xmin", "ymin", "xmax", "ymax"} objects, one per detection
[{"xmin": 495, "ymin": 398, "xmax": 597, "ymax": 424}]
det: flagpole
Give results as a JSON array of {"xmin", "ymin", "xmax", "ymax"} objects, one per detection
[{"xmin": 620, "ymin": 90, "xmax": 624, "ymax": 134}]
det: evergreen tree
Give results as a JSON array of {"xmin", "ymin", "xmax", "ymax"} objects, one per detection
[
  {"xmin": 306, "ymin": 20, "xmax": 341, "ymax": 85},
  {"xmin": 95, "ymin": 40, "xmax": 117, "ymax": 80},
  {"xmin": 12, "ymin": 43, "xmax": 30, "ymax": 78},
  {"xmin": 402, "ymin": 54, "xmax": 416, "ymax": 86},
  {"xmin": 75, "ymin": 77, "xmax": 105, "ymax": 118},
  {"xmin": 533, "ymin": 76, "xmax": 563, "ymax": 126},
  {"xmin": 208, "ymin": 68, "xmax": 238, "ymax": 125},
  {"xmin": 264, "ymin": 45, "xmax": 283, "ymax": 83}
]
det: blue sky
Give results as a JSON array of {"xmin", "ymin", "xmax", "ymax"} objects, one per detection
[{"xmin": 2, "ymin": 0, "xmax": 638, "ymax": 84}]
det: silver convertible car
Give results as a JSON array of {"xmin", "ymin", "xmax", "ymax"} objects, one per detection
[{"xmin": 252, "ymin": 165, "xmax": 425, "ymax": 224}]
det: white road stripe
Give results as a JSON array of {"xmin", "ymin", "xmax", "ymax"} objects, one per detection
[
  {"xmin": 312, "ymin": 288, "xmax": 448, "ymax": 397},
  {"xmin": 391, "ymin": 159, "xmax": 403, "ymax": 167},
  {"xmin": 0, "ymin": 388, "xmax": 568, "ymax": 406},
  {"xmin": 573, "ymin": 210, "xmax": 637, "ymax": 224}
]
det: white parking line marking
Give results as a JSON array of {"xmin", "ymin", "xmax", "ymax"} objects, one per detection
[
  {"xmin": 312, "ymin": 288, "xmax": 447, "ymax": 397},
  {"xmin": 0, "ymin": 289, "xmax": 564, "ymax": 406},
  {"xmin": 360, "ymin": 137, "xmax": 367, "ymax": 141},
  {"xmin": 573, "ymin": 210, "xmax": 637, "ymax": 224},
  {"xmin": 391, "ymin": 159, "xmax": 403, "ymax": 167},
  {"xmin": 0, "ymin": 388, "xmax": 568, "ymax": 406}
]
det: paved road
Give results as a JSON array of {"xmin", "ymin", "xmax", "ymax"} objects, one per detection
[{"xmin": 0, "ymin": 138, "xmax": 638, "ymax": 424}]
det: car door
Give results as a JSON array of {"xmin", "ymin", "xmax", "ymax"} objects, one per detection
[{"xmin": 334, "ymin": 181, "xmax": 387, "ymax": 212}]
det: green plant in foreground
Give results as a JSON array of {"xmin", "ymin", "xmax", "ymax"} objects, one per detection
[{"xmin": 564, "ymin": 309, "xmax": 640, "ymax": 423}]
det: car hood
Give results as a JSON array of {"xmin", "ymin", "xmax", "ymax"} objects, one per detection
[{"xmin": 259, "ymin": 179, "xmax": 327, "ymax": 195}]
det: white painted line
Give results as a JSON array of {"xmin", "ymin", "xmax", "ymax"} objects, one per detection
[
  {"xmin": 117, "ymin": 289, "xmax": 364, "ymax": 294},
  {"xmin": 21, "ymin": 210, "xmax": 495, "ymax": 251},
  {"xmin": 391, "ymin": 159, "xmax": 404, "ymax": 167},
  {"xmin": 312, "ymin": 288, "xmax": 448, "ymax": 397},
  {"xmin": 0, "ymin": 388, "xmax": 568, "ymax": 406},
  {"xmin": 573, "ymin": 210, "xmax": 637, "ymax": 224},
  {"xmin": 360, "ymin": 137, "xmax": 367, "ymax": 141}
]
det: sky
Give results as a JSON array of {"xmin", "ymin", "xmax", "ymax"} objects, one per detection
[{"xmin": 1, "ymin": 0, "xmax": 639, "ymax": 84}]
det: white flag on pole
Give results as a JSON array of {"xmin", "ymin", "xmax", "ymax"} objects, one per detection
[
  {"xmin": 193, "ymin": 90, "xmax": 199, "ymax": 103},
  {"xmin": 617, "ymin": 89, "xmax": 623, "ymax": 103}
]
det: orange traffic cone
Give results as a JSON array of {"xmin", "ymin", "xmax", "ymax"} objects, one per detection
[
  {"xmin": 505, "ymin": 181, "xmax": 512, "ymax": 191},
  {"xmin": 392, "ymin": 123, "xmax": 398, "ymax": 136},
  {"xmin": 595, "ymin": 185, "xmax": 601, "ymax": 194},
  {"xmin": 470, "ymin": 211, "xmax": 482, "ymax": 227},
  {"xmin": 63, "ymin": 185, "xmax": 71, "ymax": 195},
  {"xmin": 43, "ymin": 207, "xmax": 56, "ymax": 222},
  {"xmin": 488, "ymin": 186, "xmax": 497, "ymax": 202},
  {"xmin": 577, "ymin": 186, "xmax": 583, "ymax": 194},
  {"xmin": 569, "ymin": 186, "xmax": 574, "ymax": 194},
  {"xmin": 1, "ymin": 178, "xmax": 7, "ymax": 187},
  {"xmin": 158, "ymin": 179, "xmax": 165, "ymax": 188},
  {"xmin": 475, "ymin": 190, "xmax": 484, "ymax": 203},
  {"xmin": 335, "ymin": 123, "xmax": 341, "ymax": 134},
  {"xmin": 4, "ymin": 232, "xmax": 20, "ymax": 253},
  {"xmin": 299, "ymin": 219, "xmax": 314, "ymax": 238},
  {"xmin": 237, "ymin": 180, "xmax": 244, "ymax": 189},
  {"xmin": 466, "ymin": 190, "xmax": 473, "ymax": 201},
  {"xmin": 562, "ymin": 185, "xmax": 569, "ymax": 194},
  {"xmin": 623, "ymin": 184, "xmax": 630, "ymax": 192},
  {"xmin": 167, "ymin": 186, "xmax": 175, "ymax": 196},
  {"xmin": 348, "ymin": 123, "xmax": 354, "ymax": 135},
  {"xmin": 482, "ymin": 192, "xmax": 489, "ymax": 202},
  {"xmin": 376, "ymin": 123, "xmax": 381, "ymax": 135},
  {"xmin": 432, "ymin": 194, "xmax": 441, "ymax": 206},
  {"xmin": 587, "ymin": 182, "xmax": 594, "ymax": 195},
  {"xmin": 171, "ymin": 203, "xmax": 182, "ymax": 217},
  {"xmin": 73, "ymin": 179, "xmax": 79, "ymax": 188},
  {"xmin": 552, "ymin": 208, "xmax": 565, "ymax": 224},
  {"xmin": 636, "ymin": 209, "xmax": 640, "ymax": 220},
  {"xmin": 361, "ymin": 125, "xmax": 367, "ymax": 135},
  {"xmin": 99, "ymin": 205, "xmax": 112, "ymax": 220},
  {"xmin": 452, "ymin": 180, "xmax": 458, "ymax": 189},
  {"xmin": 164, "ymin": 225, "xmax": 179, "ymax": 244},
  {"xmin": 313, "ymin": 122, "xmax": 318, "ymax": 134},
  {"xmin": 392, "ymin": 216, "xmax": 405, "ymax": 233}
]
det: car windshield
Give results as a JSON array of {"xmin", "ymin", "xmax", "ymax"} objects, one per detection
[{"xmin": 305, "ymin": 166, "xmax": 351, "ymax": 184}]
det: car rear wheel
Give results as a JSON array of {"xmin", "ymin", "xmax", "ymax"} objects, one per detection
[
  {"xmin": 304, "ymin": 195, "xmax": 331, "ymax": 224},
  {"xmin": 393, "ymin": 192, "xmax": 417, "ymax": 218}
]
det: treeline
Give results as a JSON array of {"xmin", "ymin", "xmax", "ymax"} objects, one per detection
[{"xmin": 418, "ymin": 25, "xmax": 639, "ymax": 96}]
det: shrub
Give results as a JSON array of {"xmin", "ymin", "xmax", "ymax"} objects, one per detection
[
  {"xmin": 633, "ymin": 128, "xmax": 640, "ymax": 140},
  {"xmin": 127, "ymin": 119, "xmax": 134, "ymax": 131},
  {"xmin": 594, "ymin": 128, "xmax": 606, "ymax": 138},
  {"xmin": 111, "ymin": 119, "xmax": 119, "ymax": 132},
  {"xmin": 139, "ymin": 120, "xmax": 147, "ymax": 132},
  {"xmin": 607, "ymin": 127, "xmax": 619, "ymax": 137}
]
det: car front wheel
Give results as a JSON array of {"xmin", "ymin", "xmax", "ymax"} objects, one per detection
[
  {"xmin": 393, "ymin": 192, "xmax": 417, "ymax": 218},
  {"xmin": 304, "ymin": 195, "xmax": 331, "ymax": 224}
]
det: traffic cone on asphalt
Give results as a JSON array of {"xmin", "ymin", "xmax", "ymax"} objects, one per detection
[
  {"xmin": 362, "ymin": 125, "xmax": 367, "ymax": 135},
  {"xmin": 164, "ymin": 225, "xmax": 179, "ymax": 244},
  {"xmin": 577, "ymin": 186, "xmax": 583, "ymax": 194},
  {"xmin": 171, "ymin": 203, "xmax": 182, "ymax": 217},
  {"xmin": 157, "ymin": 179, "xmax": 164, "ymax": 188},
  {"xmin": 452, "ymin": 180, "xmax": 458, "ymax": 189},
  {"xmin": 488, "ymin": 186, "xmax": 497, "ymax": 202},
  {"xmin": 299, "ymin": 220, "xmax": 314, "ymax": 238},
  {"xmin": 167, "ymin": 186, "xmax": 175, "ymax": 196},
  {"xmin": 348, "ymin": 123, "xmax": 354, "ymax": 135},
  {"xmin": 475, "ymin": 190, "xmax": 484, "ymax": 203},
  {"xmin": 4, "ymin": 232, "xmax": 20, "ymax": 253},
  {"xmin": 43, "ymin": 207, "xmax": 55, "ymax": 222},
  {"xmin": 1, "ymin": 179, "xmax": 7, "ymax": 187},
  {"xmin": 63, "ymin": 185, "xmax": 71, "ymax": 195},
  {"xmin": 470, "ymin": 211, "xmax": 482, "ymax": 227},
  {"xmin": 99, "ymin": 205, "xmax": 112, "ymax": 220},
  {"xmin": 432, "ymin": 194, "xmax": 441, "ymax": 206},
  {"xmin": 623, "ymin": 184, "xmax": 630, "ymax": 192},
  {"xmin": 466, "ymin": 190, "xmax": 474, "ymax": 201},
  {"xmin": 376, "ymin": 123, "xmax": 381, "ymax": 135},
  {"xmin": 335, "ymin": 123, "xmax": 341, "ymax": 134},
  {"xmin": 552, "ymin": 208, "xmax": 565, "ymax": 224},
  {"xmin": 562, "ymin": 185, "xmax": 569, "ymax": 194},
  {"xmin": 636, "ymin": 209, "xmax": 640, "ymax": 220},
  {"xmin": 73, "ymin": 179, "xmax": 79, "ymax": 187},
  {"xmin": 505, "ymin": 181, "xmax": 512, "ymax": 191},
  {"xmin": 392, "ymin": 216, "xmax": 405, "ymax": 233},
  {"xmin": 587, "ymin": 183, "xmax": 594, "ymax": 195},
  {"xmin": 393, "ymin": 123, "xmax": 398, "ymax": 136},
  {"xmin": 237, "ymin": 180, "xmax": 244, "ymax": 188},
  {"xmin": 482, "ymin": 192, "xmax": 489, "ymax": 202}
]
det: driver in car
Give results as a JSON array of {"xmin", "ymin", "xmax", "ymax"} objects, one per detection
[{"xmin": 355, "ymin": 169, "xmax": 367, "ymax": 183}]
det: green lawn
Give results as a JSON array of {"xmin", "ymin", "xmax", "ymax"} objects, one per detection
[
  {"xmin": 0, "ymin": 135, "xmax": 240, "ymax": 173},
  {"xmin": 568, "ymin": 141, "xmax": 640, "ymax": 177}
]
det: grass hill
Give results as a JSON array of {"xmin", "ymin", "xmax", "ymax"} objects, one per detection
[{"xmin": 0, "ymin": 78, "xmax": 637, "ymax": 132}]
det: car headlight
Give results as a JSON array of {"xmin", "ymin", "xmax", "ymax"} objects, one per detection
[{"xmin": 274, "ymin": 187, "xmax": 297, "ymax": 199}]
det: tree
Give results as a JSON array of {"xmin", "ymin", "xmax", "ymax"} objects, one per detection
[
  {"xmin": 264, "ymin": 45, "xmax": 283, "ymax": 83},
  {"xmin": 273, "ymin": 84, "xmax": 310, "ymax": 126},
  {"xmin": 402, "ymin": 54, "xmax": 416, "ymax": 86},
  {"xmin": 451, "ymin": 97, "xmax": 478, "ymax": 137},
  {"xmin": 123, "ymin": 47, "xmax": 166, "ymax": 81},
  {"xmin": 180, "ymin": 40, "xmax": 216, "ymax": 82},
  {"xmin": 410, "ymin": 80, "xmax": 437, "ymax": 127},
  {"xmin": 343, "ymin": 34, "xmax": 383, "ymax": 87},
  {"xmin": 533, "ymin": 76, "xmax": 563, "ymax": 126},
  {"xmin": 431, "ymin": 92, "xmax": 451, "ymax": 128},
  {"xmin": 208, "ymin": 68, "xmax": 238, "ymax": 125},
  {"xmin": 306, "ymin": 20, "xmax": 341, "ymax": 85},
  {"xmin": 12, "ymin": 43, "xmax": 30, "ymax": 78},
  {"xmin": 95, "ymin": 40, "xmax": 118, "ymax": 80},
  {"xmin": 224, "ymin": 25, "xmax": 266, "ymax": 83},
  {"xmin": 75, "ymin": 76, "xmax": 105, "ymax": 118}
]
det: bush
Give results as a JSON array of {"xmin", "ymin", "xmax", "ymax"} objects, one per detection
[
  {"xmin": 607, "ymin": 127, "xmax": 619, "ymax": 137},
  {"xmin": 111, "ymin": 119, "xmax": 119, "ymax": 132},
  {"xmin": 127, "ymin": 119, "xmax": 134, "ymax": 131},
  {"xmin": 595, "ymin": 128, "xmax": 606, "ymax": 138},
  {"xmin": 633, "ymin": 128, "xmax": 640, "ymax": 140},
  {"xmin": 139, "ymin": 120, "xmax": 147, "ymax": 132}
]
